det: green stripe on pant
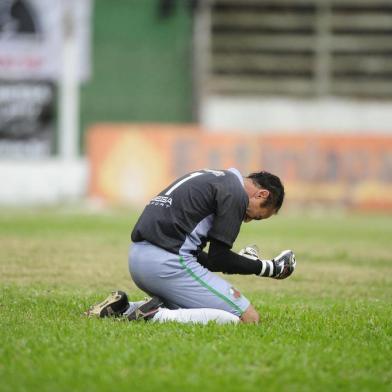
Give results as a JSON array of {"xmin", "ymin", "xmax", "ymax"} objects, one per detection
[{"xmin": 178, "ymin": 256, "xmax": 243, "ymax": 315}]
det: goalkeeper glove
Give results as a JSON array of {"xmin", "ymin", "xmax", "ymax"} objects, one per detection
[{"xmin": 238, "ymin": 245, "xmax": 296, "ymax": 279}]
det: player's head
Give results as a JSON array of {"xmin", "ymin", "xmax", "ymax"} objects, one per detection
[
  {"xmin": 243, "ymin": 171, "xmax": 285, "ymax": 222},
  {"xmin": 247, "ymin": 171, "xmax": 285, "ymax": 211}
]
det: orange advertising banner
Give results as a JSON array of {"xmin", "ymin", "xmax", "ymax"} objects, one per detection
[{"xmin": 87, "ymin": 124, "xmax": 392, "ymax": 210}]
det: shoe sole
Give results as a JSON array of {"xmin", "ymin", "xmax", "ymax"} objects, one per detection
[{"xmin": 86, "ymin": 291, "xmax": 128, "ymax": 318}]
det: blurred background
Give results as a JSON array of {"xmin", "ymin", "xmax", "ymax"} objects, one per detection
[{"xmin": 1, "ymin": 0, "xmax": 392, "ymax": 211}]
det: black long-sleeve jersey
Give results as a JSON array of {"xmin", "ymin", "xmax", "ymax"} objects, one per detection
[{"xmin": 131, "ymin": 168, "xmax": 248, "ymax": 257}]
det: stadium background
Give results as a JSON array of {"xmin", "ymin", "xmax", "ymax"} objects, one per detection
[{"xmin": 1, "ymin": 0, "xmax": 392, "ymax": 210}]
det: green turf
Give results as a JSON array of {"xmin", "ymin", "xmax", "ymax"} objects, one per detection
[{"xmin": 0, "ymin": 208, "xmax": 391, "ymax": 392}]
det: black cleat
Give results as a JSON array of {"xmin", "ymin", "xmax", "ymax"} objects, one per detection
[
  {"xmin": 85, "ymin": 290, "xmax": 130, "ymax": 318},
  {"xmin": 127, "ymin": 296, "xmax": 164, "ymax": 321}
]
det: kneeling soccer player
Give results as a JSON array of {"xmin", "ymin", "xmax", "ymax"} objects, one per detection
[{"xmin": 86, "ymin": 168, "xmax": 296, "ymax": 324}]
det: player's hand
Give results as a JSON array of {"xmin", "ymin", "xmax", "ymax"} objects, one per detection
[
  {"xmin": 272, "ymin": 250, "xmax": 296, "ymax": 279},
  {"xmin": 239, "ymin": 245, "xmax": 296, "ymax": 279},
  {"xmin": 238, "ymin": 244, "xmax": 260, "ymax": 260}
]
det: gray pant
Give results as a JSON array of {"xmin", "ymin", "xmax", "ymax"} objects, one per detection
[{"xmin": 129, "ymin": 241, "xmax": 250, "ymax": 317}]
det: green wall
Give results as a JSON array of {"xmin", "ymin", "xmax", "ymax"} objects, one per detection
[{"xmin": 81, "ymin": 0, "xmax": 193, "ymax": 147}]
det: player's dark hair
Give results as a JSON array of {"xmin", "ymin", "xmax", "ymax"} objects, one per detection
[{"xmin": 247, "ymin": 171, "xmax": 285, "ymax": 212}]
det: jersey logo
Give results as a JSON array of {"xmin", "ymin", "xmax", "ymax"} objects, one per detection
[{"xmin": 150, "ymin": 195, "xmax": 172, "ymax": 207}]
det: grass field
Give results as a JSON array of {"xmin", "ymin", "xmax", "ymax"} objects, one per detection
[{"xmin": 0, "ymin": 208, "xmax": 391, "ymax": 392}]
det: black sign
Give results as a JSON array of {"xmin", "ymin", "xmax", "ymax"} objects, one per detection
[{"xmin": 0, "ymin": 80, "xmax": 55, "ymax": 158}]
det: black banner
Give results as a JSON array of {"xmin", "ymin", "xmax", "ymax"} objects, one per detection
[{"xmin": 0, "ymin": 80, "xmax": 55, "ymax": 158}]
